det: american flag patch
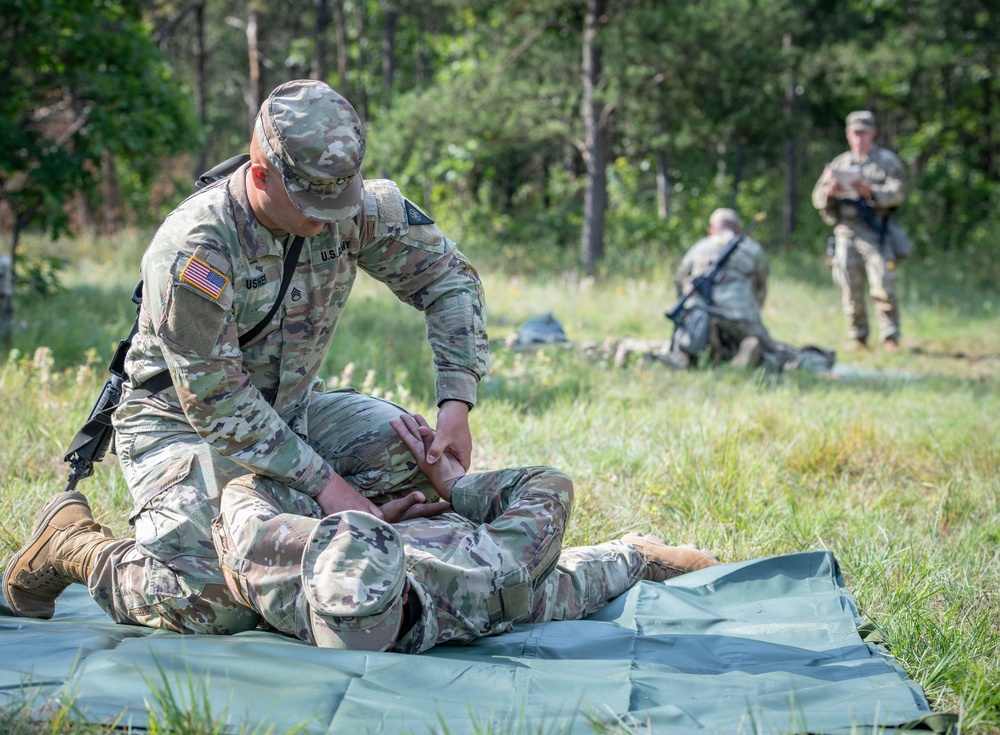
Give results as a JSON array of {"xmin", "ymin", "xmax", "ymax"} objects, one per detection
[{"xmin": 180, "ymin": 256, "xmax": 228, "ymax": 300}]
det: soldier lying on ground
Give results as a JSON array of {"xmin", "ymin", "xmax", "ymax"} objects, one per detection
[{"xmin": 210, "ymin": 414, "xmax": 720, "ymax": 653}]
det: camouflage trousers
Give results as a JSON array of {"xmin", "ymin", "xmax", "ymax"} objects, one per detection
[
  {"xmin": 833, "ymin": 227, "xmax": 900, "ymax": 343},
  {"xmin": 90, "ymin": 389, "xmax": 431, "ymax": 634},
  {"xmin": 212, "ymin": 466, "xmax": 647, "ymax": 653}
]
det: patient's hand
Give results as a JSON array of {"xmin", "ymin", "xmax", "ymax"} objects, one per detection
[{"xmin": 390, "ymin": 414, "xmax": 465, "ymax": 502}]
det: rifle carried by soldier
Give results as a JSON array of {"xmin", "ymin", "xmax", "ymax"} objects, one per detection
[
  {"xmin": 62, "ymin": 285, "xmax": 143, "ymax": 492},
  {"xmin": 665, "ymin": 212, "xmax": 766, "ymax": 359}
]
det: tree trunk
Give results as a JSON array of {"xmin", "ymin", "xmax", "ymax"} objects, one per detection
[
  {"xmin": 0, "ymin": 224, "xmax": 20, "ymax": 345},
  {"xmin": 782, "ymin": 33, "xmax": 797, "ymax": 244},
  {"xmin": 381, "ymin": 4, "xmax": 398, "ymax": 110},
  {"xmin": 194, "ymin": 0, "xmax": 208, "ymax": 178},
  {"xmin": 581, "ymin": 0, "xmax": 608, "ymax": 275},
  {"xmin": 332, "ymin": 0, "xmax": 351, "ymax": 99},
  {"xmin": 731, "ymin": 141, "xmax": 746, "ymax": 203},
  {"xmin": 246, "ymin": 3, "xmax": 266, "ymax": 129},
  {"xmin": 414, "ymin": 7, "xmax": 428, "ymax": 87},
  {"xmin": 351, "ymin": 1, "xmax": 368, "ymax": 120},
  {"xmin": 313, "ymin": 0, "xmax": 331, "ymax": 82},
  {"xmin": 100, "ymin": 149, "xmax": 120, "ymax": 234}
]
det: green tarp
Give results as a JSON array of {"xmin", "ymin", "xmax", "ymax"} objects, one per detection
[{"xmin": 0, "ymin": 551, "xmax": 953, "ymax": 734}]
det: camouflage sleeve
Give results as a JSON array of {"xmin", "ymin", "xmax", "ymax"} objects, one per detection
[
  {"xmin": 871, "ymin": 147, "xmax": 906, "ymax": 211},
  {"xmin": 143, "ymin": 242, "xmax": 333, "ymax": 497},
  {"xmin": 811, "ymin": 160, "xmax": 837, "ymax": 210},
  {"xmin": 358, "ymin": 183, "xmax": 488, "ymax": 407}
]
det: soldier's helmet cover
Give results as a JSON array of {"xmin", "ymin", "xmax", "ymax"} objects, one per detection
[
  {"xmin": 303, "ymin": 510, "xmax": 406, "ymax": 652},
  {"xmin": 255, "ymin": 79, "xmax": 366, "ymax": 222}
]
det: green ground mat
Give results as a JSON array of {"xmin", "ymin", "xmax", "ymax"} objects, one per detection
[{"xmin": 0, "ymin": 551, "xmax": 954, "ymax": 734}]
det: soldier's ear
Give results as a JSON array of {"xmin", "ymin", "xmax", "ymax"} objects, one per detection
[{"xmin": 248, "ymin": 163, "xmax": 269, "ymax": 190}]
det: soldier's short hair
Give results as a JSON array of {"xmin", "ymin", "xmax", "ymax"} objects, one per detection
[
  {"xmin": 255, "ymin": 79, "xmax": 366, "ymax": 222},
  {"xmin": 709, "ymin": 208, "xmax": 742, "ymax": 233}
]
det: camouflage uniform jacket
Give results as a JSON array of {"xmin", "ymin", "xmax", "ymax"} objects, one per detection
[
  {"xmin": 675, "ymin": 231, "xmax": 768, "ymax": 323},
  {"xmin": 114, "ymin": 163, "xmax": 488, "ymax": 503},
  {"xmin": 811, "ymin": 144, "xmax": 906, "ymax": 239}
]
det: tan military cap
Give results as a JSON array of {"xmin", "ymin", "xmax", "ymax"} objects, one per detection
[
  {"xmin": 845, "ymin": 110, "xmax": 877, "ymax": 131},
  {"xmin": 303, "ymin": 510, "xmax": 406, "ymax": 652},
  {"xmin": 255, "ymin": 79, "xmax": 366, "ymax": 222}
]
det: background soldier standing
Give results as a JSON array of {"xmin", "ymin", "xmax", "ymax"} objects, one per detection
[{"xmin": 812, "ymin": 111, "xmax": 907, "ymax": 351}]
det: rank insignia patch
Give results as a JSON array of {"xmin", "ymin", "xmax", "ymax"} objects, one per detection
[
  {"xmin": 180, "ymin": 256, "xmax": 228, "ymax": 299},
  {"xmin": 404, "ymin": 200, "xmax": 435, "ymax": 225}
]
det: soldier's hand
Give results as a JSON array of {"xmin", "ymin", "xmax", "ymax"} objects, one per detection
[
  {"xmin": 854, "ymin": 178, "xmax": 872, "ymax": 198},
  {"xmin": 380, "ymin": 492, "xmax": 451, "ymax": 523},
  {"xmin": 427, "ymin": 400, "xmax": 473, "ymax": 470},
  {"xmin": 315, "ymin": 474, "xmax": 384, "ymax": 519},
  {"xmin": 390, "ymin": 413, "xmax": 465, "ymax": 501}
]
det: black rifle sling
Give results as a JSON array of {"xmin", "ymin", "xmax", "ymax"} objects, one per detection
[
  {"xmin": 130, "ymin": 233, "xmax": 305, "ymax": 401},
  {"xmin": 236, "ymin": 234, "xmax": 305, "ymax": 348}
]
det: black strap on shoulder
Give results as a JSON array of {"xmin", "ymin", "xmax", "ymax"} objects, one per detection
[
  {"xmin": 236, "ymin": 234, "xmax": 304, "ymax": 348},
  {"xmin": 131, "ymin": 233, "xmax": 305, "ymax": 397}
]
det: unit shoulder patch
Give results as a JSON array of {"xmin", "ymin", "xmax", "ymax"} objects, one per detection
[
  {"xmin": 180, "ymin": 255, "xmax": 229, "ymax": 300},
  {"xmin": 404, "ymin": 200, "xmax": 435, "ymax": 226}
]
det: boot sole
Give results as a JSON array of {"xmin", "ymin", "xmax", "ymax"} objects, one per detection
[{"xmin": 2, "ymin": 491, "xmax": 90, "ymax": 617}]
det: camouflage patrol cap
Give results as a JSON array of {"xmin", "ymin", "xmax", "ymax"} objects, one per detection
[
  {"xmin": 303, "ymin": 510, "xmax": 405, "ymax": 652},
  {"xmin": 255, "ymin": 79, "xmax": 366, "ymax": 222},
  {"xmin": 846, "ymin": 110, "xmax": 877, "ymax": 131}
]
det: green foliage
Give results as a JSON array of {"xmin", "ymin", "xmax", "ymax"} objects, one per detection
[
  {"xmin": 0, "ymin": 0, "xmax": 199, "ymax": 238},
  {"xmin": 14, "ymin": 252, "xmax": 68, "ymax": 296},
  {"xmin": 2, "ymin": 0, "xmax": 998, "ymax": 269}
]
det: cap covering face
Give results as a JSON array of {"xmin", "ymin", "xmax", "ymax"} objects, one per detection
[
  {"xmin": 303, "ymin": 511, "xmax": 405, "ymax": 651},
  {"xmin": 845, "ymin": 110, "xmax": 877, "ymax": 132},
  {"xmin": 256, "ymin": 79, "xmax": 366, "ymax": 222}
]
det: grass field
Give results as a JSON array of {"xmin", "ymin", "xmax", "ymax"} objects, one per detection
[{"xmin": 1, "ymin": 229, "xmax": 998, "ymax": 734}]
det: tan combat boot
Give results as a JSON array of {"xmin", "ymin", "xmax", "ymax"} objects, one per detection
[
  {"xmin": 622, "ymin": 532, "xmax": 720, "ymax": 582},
  {"xmin": 3, "ymin": 491, "xmax": 116, "ymax": 618}
]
